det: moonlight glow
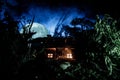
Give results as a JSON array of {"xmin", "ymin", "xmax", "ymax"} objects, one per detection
[{"xmin": 20, "ymin": 22, "xmax": 49, "ymax": 39}]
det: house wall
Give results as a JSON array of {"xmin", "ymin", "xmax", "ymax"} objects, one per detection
[{"xmin": 45, "ymin": 47, "xmax": 75, "ymax": 60}]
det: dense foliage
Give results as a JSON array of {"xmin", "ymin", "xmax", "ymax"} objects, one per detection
[
  {"xmin": 57, "ymin": 14, "xmax": 120, "ymax": 80},
  {"xmin": 0, "ymin": 4, "xmax": 120, "ymax": 79}
]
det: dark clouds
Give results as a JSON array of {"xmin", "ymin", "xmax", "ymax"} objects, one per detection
[
  {"xmin": 1, "ymin": 0, "xmax": 119, "ymax": 36},
  {"xmin": 3, "ymin": 0, "xmax": 119, "ymax": 19}
]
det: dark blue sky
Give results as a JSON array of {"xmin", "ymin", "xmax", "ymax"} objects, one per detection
[
  {"xmin": 2, "ymin": 0, "xmax": 119, "ymax": 19},
  {"xmin": 1, "ymin": 0, "xmax": 119, "ymax": 35}
]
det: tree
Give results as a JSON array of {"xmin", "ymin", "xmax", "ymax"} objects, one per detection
[
  {"xmin": 93, "ymin": 14, "xmax": 120, "ymax": 78},
  {"xmin": 0, "ymin": 10, "xmax": 36, "ymax": 80},
  {"xmin": 58, "ymin": 14, "xmax": 120, "ymax": 79}
]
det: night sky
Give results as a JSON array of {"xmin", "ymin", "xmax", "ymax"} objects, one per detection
[
  {"xmin": 1, "ymin": 0, "xmax": 120, "ymax": 35},
  {"xmin": 4, "ymin": 0, "xmax": 119, "ymax": 18}
]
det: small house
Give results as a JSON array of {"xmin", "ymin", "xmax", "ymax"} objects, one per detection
[
  {"xmin": 29, "ymin": 35, "xmax": 76, "ymax": 60},
  {"xmin": 46, "ymin": 47, "xmax": 75, "ymax": 60}
]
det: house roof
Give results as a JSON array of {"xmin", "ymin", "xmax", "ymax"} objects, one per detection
[{"xmin": 29, "ymin": 36, "xmax": 76, "ymax": 48}]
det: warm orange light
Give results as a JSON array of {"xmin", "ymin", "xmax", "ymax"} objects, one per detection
[
  {"xmin": 47, "ymin": 48, "xmax": 56, "ymax": 51},
  {"xmin": 66, "ymin": 54, "xmax": 73, "ymax": 58},
  {"xmin": 48, "ymin": 53, "xmax": 53, "ymax": 58}
]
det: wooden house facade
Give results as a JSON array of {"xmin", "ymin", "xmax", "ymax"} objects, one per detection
[{"xmin": 29, "ymin": 35, "xmax": 76, "ymax": 60}]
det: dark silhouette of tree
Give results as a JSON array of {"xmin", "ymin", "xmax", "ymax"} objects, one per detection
[
  {"xmin": 70, "ymin": 17, "xmax": 94, "ymax": 30},
  {"xmin": 56, "ymin": 14, "xmax": 120, "ymax": 80},
  {"xmin": 0, "ymin": 8, "xmax": 36, "ymax": 79},
  {"xmin": 1, "ymin": 1, "xmax": 120, "ymax": 79},
  {"xmin": 54, "ymin": 17, "xmax": 95, "ymax": 38}
]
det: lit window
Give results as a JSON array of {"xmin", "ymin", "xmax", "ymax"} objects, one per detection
[
  {"xmin": 66, "ymin": 54, "xmax": 72, "ymax": 58},
  {"xmin": 48, "ymin": 53, "xmax": 53, "ymax": 58}
]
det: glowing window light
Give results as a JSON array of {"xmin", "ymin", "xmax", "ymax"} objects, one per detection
[
  {"xmin": 66, "ymin": 54, "xmax": 72, "ymax": 58},
  {"xmin": 48, "ymin": 53, "xmax": 53, "ymax": 58}
]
